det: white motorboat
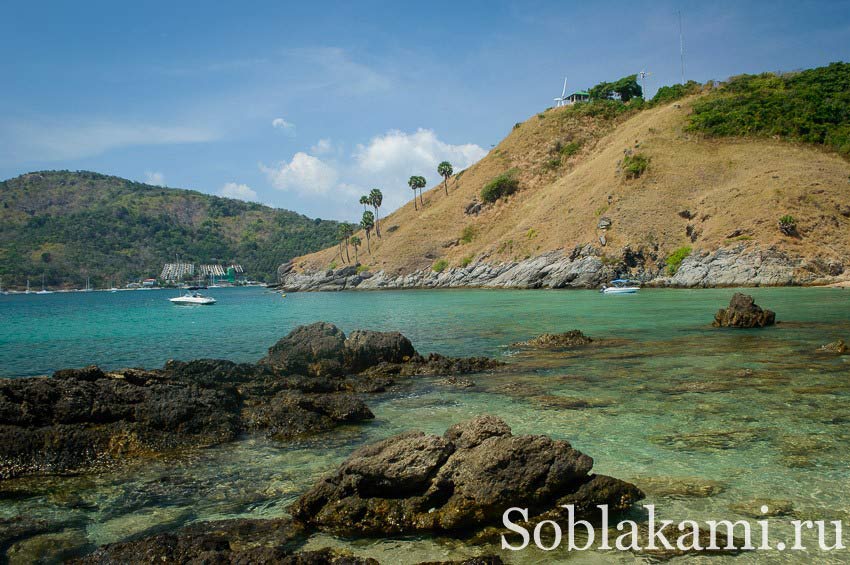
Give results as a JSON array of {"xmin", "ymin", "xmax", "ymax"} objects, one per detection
[
  {"xmin": 600, "ymin": 279, "xmax": 640, "ymax": 294},
  {"xmin": 169, "ymin": 291, "xmax": 216, "ymax": 305}
]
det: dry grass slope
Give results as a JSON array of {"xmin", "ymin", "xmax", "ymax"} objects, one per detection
[{"xmin": 292, "ymin": 95, "xmax": 850, "ymax": 277}]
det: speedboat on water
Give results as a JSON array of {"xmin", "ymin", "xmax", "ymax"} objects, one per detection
[
  {"xmin": 600, "ymin": 279, "xmax": 640, "ymax": 294},
  {"xmin": 169, "ymin": 291, "xmax": 216, "ymax": 305}
]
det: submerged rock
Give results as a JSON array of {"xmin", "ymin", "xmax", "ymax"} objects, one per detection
[
  {"xmin": 71, "ymin": 517, "xmax": 378, "ymax": 564},
  {"xmin": 712, "ymin": 293, "xmax": 776, "ymax": 328},
  {"xmin": 818, "ymin": 339, "xmax": 848, "ymax": 354},
  {"xmin": 290, "ymin": 415, "xmax": 643, "ymax": 536},
  {"xmin": 511, "ymin": 330, "xmax": 593, "ymax": 348}
]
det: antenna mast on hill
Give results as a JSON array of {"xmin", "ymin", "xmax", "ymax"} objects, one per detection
[
  {"xmin": 638, "ymin": 70, "xmax": 652, "ymax": 97},
  {"xmin": 677, "ymin": 10, "xmax": 685, "ymax": 84}
]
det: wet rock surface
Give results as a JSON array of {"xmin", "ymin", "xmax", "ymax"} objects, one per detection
[
  {"xmin": 0, "ymin": 324, "xmax": 504, "ymax": 478},
  {"xmin": 290, "ymin": 415, "xmax": 643, "ymax": 536},
  {"xmin": 712, "ymin": 293, "xmax": 776, "ymax": 328},
  {"xmin": 71, "ymin": 517, "xmax": 378, "ymax": 564},
  {"xmin": 818, "ymin": 339, "xmax": 848, "ymax": 354}
]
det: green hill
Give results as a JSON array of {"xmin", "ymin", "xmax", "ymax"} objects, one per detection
[{"xmin": 0, "ymin": 171, "xmax": 340, "ymax": 288}]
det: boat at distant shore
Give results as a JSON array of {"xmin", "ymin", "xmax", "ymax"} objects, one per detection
[
  {"xmin": 600, "ymin": 279, "xmax": 640, "ymax": 294},
  {"xmin": 169, "ymin": 291, "xmax": 216, "ymax": 305}
]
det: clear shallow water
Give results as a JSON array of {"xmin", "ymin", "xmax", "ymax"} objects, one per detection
[{"xmin": 1, "ymin": 287, "xmax": 850, "ymax": 563}]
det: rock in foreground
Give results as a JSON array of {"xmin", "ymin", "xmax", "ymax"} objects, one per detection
[
  {"xmin": 1, "ymin": 323, "xmax": 504, "ymax": 478},
  {"xmin": 712, "ymin": 293, "xmax": 776, "ymax": 328},
  {"xmin": 817, "ymin": 339, "xmax": 848, "ymax": 354},
  {"xmin": 290, "ymin": 415, "xmax": 643, "ymax": 536}
]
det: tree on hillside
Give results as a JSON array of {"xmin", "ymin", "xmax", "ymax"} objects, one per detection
[
  {"xmin": 437, "ymin": 161, "xmax": 453, "ymax": 195},
  {"xmin": 369, "ymin": 188, "xmax": 383, "ymax": 237},
  {"xmin": 408, "ymin": 176, "xmax": 426, "ymax": 209},
  {"xmin": 360, "ymin": 210, "xmax": 374, "ymax": 254},
  {"xmin": 359, "ymin": 195, "xmax": 371, "ymax": 211},
  {"xmin": 350, "ymin": 235, "xmax": 361, "ymax": 263},
  {"xmin": 589, "ymin": 75, "xmax": 643, "ymax": 102},
  {"xmin": 342, "ymin": 223, "xmax": 355, "ymax": 263},
  {"xmin": 336, "ymin": 224, "xmax": 349, "ymax": 263}
]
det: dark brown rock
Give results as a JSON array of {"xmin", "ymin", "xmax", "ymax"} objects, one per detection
[
  {"xmin": 260, "ymin": 322, "xmax": 347, "ymax": 376},
  {"xmin": 344, "ymin": 330, "xmax": 417, "ymax": 372},
  {"xmin": 712, "ymin": 293, "xmax": 776, "ymax": 328},
  {"xmin": 290, "ymin": 415, "xmax": 642, "ymax": 536}
]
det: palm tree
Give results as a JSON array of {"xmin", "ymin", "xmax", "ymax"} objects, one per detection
[
  {"xmin": 437, "ymin": 161, "xmax": 453, "ymax": 195},
  {"xmin": 336, "ymin": 224, "xmax": 349, "ymax": 263},
  {"xmin": 408, "ymin": 176, "xmax": 426, "ymax": 209},
  {"xmin": 369, "ymin": 189, "xmax": 383, "ymax": 237},
  {"xmin": 350, "ymin": 236, "xmax": 361, "ymax": 263},
  {"xmin": 359, "ymin": 195, "xmax": 371, "ymax": 211},
  {"xmin": 342, "ymin": 223, "xmax": 355, "ymax": 263},
  {"xmin": 360, "ymin": 211, "xmax": 375, "ymax": 254}
]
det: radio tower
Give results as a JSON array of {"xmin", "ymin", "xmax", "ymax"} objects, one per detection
[{"xmin": 677, "ymin": 10, "xmax": 685, "ymax": 85}]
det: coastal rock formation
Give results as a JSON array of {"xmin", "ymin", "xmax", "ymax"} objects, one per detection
[
  {"xmin": 712, "ymin": 293, "xmax": 776, "ymax": 328},
  {"xmin": 290, "ymin": 415, "xmax": 643, "ymax": 536},
  {"xmin": 512, "ymin": 330, "xmax": 593, "ymax": 348},
  {"xmin": 0, "ymin": 366, "xmax": 242, "ymax": 479},
  {"xmin": 280, "ymin": 245, "xmax": 842, "ymax": 292},
  {"xmin": 0, "ymin": 325, "xmax": 504, "ymax": 478}
]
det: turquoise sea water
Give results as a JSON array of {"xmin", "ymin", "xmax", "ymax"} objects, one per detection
[{"xmin": 1, "ymin": 287, "xmax": 850, "ymax": 562}]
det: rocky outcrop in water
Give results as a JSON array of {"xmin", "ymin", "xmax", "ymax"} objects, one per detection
[
  {"xmin": 280, "ymin": 245, "xmax": 844, "ymax": 291},
  {"xmin": 712, "ymin": 293, "xmax": 776, "ymax": 328},
  {"xmin": 290, "ymin": 415, "xmax": 643, "ymax": 536},
  {"xmin": 0, "ymin": 324, "xmax": 504, "ymax": 479},
  {"xmin": 511, "ymin": 330, "xmax": 593, "ymax": 348}
]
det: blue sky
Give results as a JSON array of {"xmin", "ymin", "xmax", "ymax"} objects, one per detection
[{"xmin": 2, "ymin": 0, "xmax": 848, "ymax": 220}]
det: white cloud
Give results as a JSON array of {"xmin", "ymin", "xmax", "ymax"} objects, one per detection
[
  {"xmin": 310, "ymin": 138, "xmax": 333, "ymax": 155},
  {"xmin": 272, "ymin": 117, "xmax": 296, "ymax": 137},
  {"xmin": 219, "ymin": 182, "xmax": 258, "ymax": 202},
  {"xmin": 144, "ymin": 171, "xmax": 165, "ymax": 186},
  {"xmin": 352, "ymin": 128, "xmax": 487, "ymax": 210},
  {"xmin": 260, "ymin": 152, "xmax": 338, "ymax": 195},
  {"xmin": 261, "ymin": 128, "xmax": 486, "ymax": 219},
  {"xmin": 1, "ymin": 120, "xmax": 218, "ymax": 163}
]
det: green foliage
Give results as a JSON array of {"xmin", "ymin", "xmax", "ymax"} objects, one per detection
[
  {"xmin": 481, "ymin": 170, "xmax": 520, "ymax": 203},
  {"xmin": 545, "ymin": 157, "xmax": 561, "ymax": 170},
  {"xmin": 651, "ymin": 80, "xmax": 702, "ymax": 105},
  {"xmin": 437, "ymin": 161, "xmax": 453, "ymax": 179},
  {"xmin": 666, "ymin": 246, "xmax": 692, "ymax": 275},
  {"xmin": 460, "ymin": 225, "xmax": 477, "ymax": 244},
  {"xmin": 561, "ymin": 141, "xmax": 582, "ymax": 157},
  {"xmin": 360, "ymin": 210, "xmax": 375, "ymax": 231},
  {"xmin": 328, "ymin": 261, "xmax": 338, "ymax": 270},
  {"xmin": 779, "ymin": 215, "xmax": 797, "ymax": 235},
  {"xmin": 687, "ymin": 63, "xmax": 850, "ymax": 157},
  {"xmin": 356, "ymin": 264, "xmax": 369, "ymax": 274},
  {"xmin": 459, "ymin": 255, "xmax": 473, "ymax": 268},
  {"xmin": 432, "ymin": 259, "xmax": 449, "ymax": 273},
  {"xmin": 526, "ymin": 228, "xmax": 537, "ymax": 239},
  {"xmin": 0, "ymin": 171, "xmax": 340, "ymax": 287},
  {"xmin": 622, "ymin": 153, "xmax": 650, "ymax": 179},
  {"xmin": 513, "ymin": 122, "xmax": 522, "ymax": 130},
  {"xmin": 589, "ymin": 74, "xmax": 643, "ymax": 102}
]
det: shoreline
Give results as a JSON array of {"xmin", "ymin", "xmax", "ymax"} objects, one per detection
[{"xmin": 278, "ymin": 245, "xmax": 848, "ymax": 292}]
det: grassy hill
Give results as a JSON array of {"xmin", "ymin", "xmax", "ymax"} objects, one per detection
[
  {"xmin": 290, "ymin": 63, "xmax": 850, "ymax": 279},
  {"xmin": 0, "ymin": 171, "xmax": 339, "ymax": 288}
]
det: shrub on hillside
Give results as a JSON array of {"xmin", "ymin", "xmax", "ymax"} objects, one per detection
[
  {"xmin": 687, "ymin": 62, "xmax": 850, "ymax": 157},
  {"xmin": 622, "ymin": 153, "xmax": 650, "ymax": 179},
  {"xmin": 651, "ymin": 80, "xmax": 702, "ymax": 105},
  {"xmin": 460, "ymin": 225, "xmax": 477, "ymax": 244},
  {"xmin": 432, "ymin": 259, "xmax": 449, "ymax": 273},
  {"xmin": 778, "ymin": 215, "xmax": 797, "ymax": 236},
  {"xmin": 481, "ymin": 170, "xmax": 520, "ymax": 203},
  {"xmin": 666, "ymin": 246, "xmax": 692, "ymax": 275}
]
